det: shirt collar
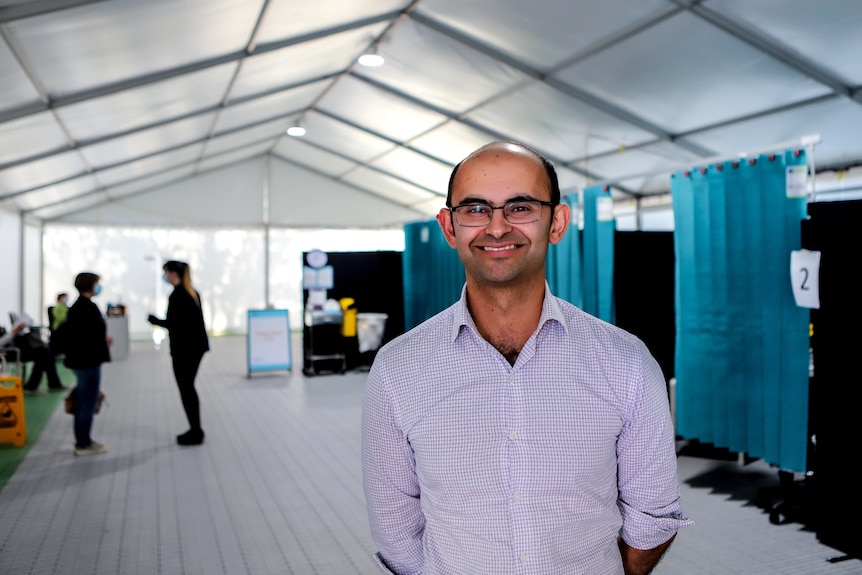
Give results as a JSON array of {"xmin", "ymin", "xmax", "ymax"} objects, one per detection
[{"xmin": 450, "ymin": 281, "xmax": 569, "ymax": 342}]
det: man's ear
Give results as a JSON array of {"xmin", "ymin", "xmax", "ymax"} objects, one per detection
[
  {"xmin": 548, "ymin": 202, "xmax": 572, "ymax": 245},
  {"xmin": 437, "ymin": 208, "xmax": 458, "ymax": 248}
]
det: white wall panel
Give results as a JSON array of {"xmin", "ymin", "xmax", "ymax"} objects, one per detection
[
  {"xmin": 0, "ymin": 208, "xmax": 22, "ymax": 326},
  {"xmin": 23, "ymin": 222, "xmax": 42, "ymax": 323}
]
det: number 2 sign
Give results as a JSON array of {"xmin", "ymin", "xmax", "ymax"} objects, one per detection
[{"xmin": 790, "ymin": 250, "xmax": 821, "ymax": 309}]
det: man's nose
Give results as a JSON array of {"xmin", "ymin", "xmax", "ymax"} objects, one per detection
[{"xmin": 484, "ymin": 207, "xmax": 512, "ymax": 237}]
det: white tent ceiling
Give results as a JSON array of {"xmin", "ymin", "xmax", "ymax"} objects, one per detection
[{"xmin": 1, "ymin": 0, "xmax": 861, "ymax": 228}]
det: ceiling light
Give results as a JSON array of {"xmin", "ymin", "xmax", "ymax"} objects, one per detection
[
  {"xmin": 287, "ymin": 126, "xmax": 306, "ymax": 137},
  {"xmin": 358, "ymin": 50, "xmax": 384, "ymax": 67}
]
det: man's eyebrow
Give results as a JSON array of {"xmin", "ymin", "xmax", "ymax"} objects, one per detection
[{"xmin": 455, "ymin": 194, "xmax": 541, "ymax": 205}]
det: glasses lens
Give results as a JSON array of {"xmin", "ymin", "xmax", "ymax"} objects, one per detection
[
  {"xmin": 504, "ymin": 201, "xmax": 542, "ymax": 224},
  {"xmin": 453, "ymin": 204, "xmax": 492, "ymax": 226}
]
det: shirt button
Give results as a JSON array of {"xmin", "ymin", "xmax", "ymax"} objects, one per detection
[
  {"xmin": 513, "ymin": 491, "xmax": 521, "ymax": 501},
  {"xmin": 519, "ymin": 554, "xmax": 528, "ymax": 564},
  {"xmin": 508, "ymin": 432, "xmax": 517, "ymax": 441}
]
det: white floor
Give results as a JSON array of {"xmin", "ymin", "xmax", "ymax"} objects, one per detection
[{"xmin": 0, "ymin": 336, "xmax": 858, "ymax": 575}]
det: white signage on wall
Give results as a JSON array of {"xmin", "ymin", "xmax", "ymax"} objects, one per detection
[
  {"xmin": 786, "ymin": 165, "xmax": 808, "ymax": 198},
  {"xmin": 597, "ymin": 196, "xmax": 615, "ymax": 222},
  {"xmin": 790, "ymin": 250, "xmax": 821, "ymax": 309},
  {"xmin": 302, "ymin": 266, "xmax": 333, "ymax": 289}
]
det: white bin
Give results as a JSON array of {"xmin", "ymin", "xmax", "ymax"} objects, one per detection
[{"xmin": 356, "ymin": 313, "xmax": 388, "ymax": 353}]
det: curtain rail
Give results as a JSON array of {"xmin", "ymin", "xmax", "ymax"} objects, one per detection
[{"xmin": 589, "ymin": 134, "xmax": 821, "ymax": 189}]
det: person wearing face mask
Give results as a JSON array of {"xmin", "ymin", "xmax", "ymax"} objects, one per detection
[
  {"xmin": 63, "ymin": 272, "xmax": 112, "ymax": 456},
  {"xmin": 147, "ymin": 260, "xmax": 210, "ymax": 446}
]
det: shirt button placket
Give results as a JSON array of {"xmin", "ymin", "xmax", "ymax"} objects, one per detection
[{"xmin": 509, "ymin": 368, "xmax": 528, "ymax": 571}]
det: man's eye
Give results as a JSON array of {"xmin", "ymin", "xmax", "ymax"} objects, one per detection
[
  {"xmin": 508, "ymin": 202, "xmax": 534, "ymax": 213},
  {"xmin": 463, "ymin": 205, "xmax": 490, "ymax": 214}
]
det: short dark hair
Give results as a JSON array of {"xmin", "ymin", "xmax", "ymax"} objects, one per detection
[
  {"xmin": 74, "ymin": 272, "xmax": 100, "ymax": 294},
  {"xmin": 446, "ymin": 140, "xmax": 561, "ymax": 207},
  {"xmin": 57, "ymin": 292, "xmax": 68, "ymax": 300}
]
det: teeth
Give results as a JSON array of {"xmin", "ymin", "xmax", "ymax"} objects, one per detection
[{"xmin": 483, "ymin": 244, "xmax": 516, "ymax": 251}]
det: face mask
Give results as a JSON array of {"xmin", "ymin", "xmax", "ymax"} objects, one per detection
[
  {"xmin": 93, "ymin": 285, "xmax": 102, "ymax": 296},
  {"xmin": 162, "ymin": 275, "xmax": 172, "ymax": 285}
]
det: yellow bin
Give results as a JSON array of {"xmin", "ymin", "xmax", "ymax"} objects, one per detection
[
  {"xmin": 342, "ymin": 309, "xmax": 357, "ymax": 337},
  {"xmin": 0, "ymin": 376, "xmax": 26, "ymax": 447},
  {"xmin": 339, "ymin": 298, "xmax": 357, "ymax": 337}
]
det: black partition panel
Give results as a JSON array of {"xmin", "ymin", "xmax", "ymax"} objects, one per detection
[
  {"xmin": 302, "ymin": 251, "xmax": 404, "ymax": 372},
  {"xmin": 803, "ymin": 200, "xmax": 862, "ymax": 560},
  {"xmin": 613, "ymin": 231, "xmax": 676, "ymax": 383}
]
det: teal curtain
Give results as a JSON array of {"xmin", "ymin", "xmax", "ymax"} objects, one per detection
[
  {"xmin": 547, "ymin": 195, "xmax": 583, "ymax": 308},
  {"xmin": 672, "ymin": 151, "xmax": 810, "ymax": 472},
  {"xmin": 582, "ymin": 186, "xmax": 615, "ymax": 323},
  {"xmin": 402, "ymin": 219, "xmax": 464, "ymax": 330}
]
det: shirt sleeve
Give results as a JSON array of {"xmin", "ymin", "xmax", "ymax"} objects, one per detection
[
  {"xmin": 616, "ymin": 340, "xmax": 693, "ymax": 550},
  {"xmin": 361, "ymin": 360, "xmax": 425, "ymax": 575}
]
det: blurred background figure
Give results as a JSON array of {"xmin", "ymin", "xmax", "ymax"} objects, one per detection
[
  {"xmin": 49, "ymin": 292, "xmax": 70, "ymax": 356},
  {"xmin": 4, "ymin": 312, "xmax": 66, "ymax": 396},
  {"xmin": 148, "ymin": 260, "xmax": 209, "ymax": 446},
  {"xmin": 50, "ymin": 292, "xmax": 69, "ymax": 332},
  {"xmin": 63, "ymin": 272, "xmax": 112, "ymax": 456}
]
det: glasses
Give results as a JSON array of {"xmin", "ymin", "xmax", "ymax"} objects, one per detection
[{"xmin": 449, "ymin": 200, "xmax": 556, "ymax": 227}]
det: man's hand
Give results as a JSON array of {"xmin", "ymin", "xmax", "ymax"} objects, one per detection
[{"xmin": 619, "ymin": 535, "xmax": 676, "ymax": 575}]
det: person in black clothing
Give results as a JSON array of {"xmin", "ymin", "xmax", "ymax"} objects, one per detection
[
  {"xmin": 148, "ymin": 260, "xmax": 210, "ymax": 446},
  {"xmin": 63, "ymin": 272, "xmax": 112, "ymax": 456},
  {"xmin": 4, "ymin": 317, "xmax": 66, "ymax": 395}
]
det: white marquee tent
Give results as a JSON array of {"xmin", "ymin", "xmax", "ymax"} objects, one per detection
[{"xmin": 2, "ymin": 0, "xmax": 862, "ymax": 333}]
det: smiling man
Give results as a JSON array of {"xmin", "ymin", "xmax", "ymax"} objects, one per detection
[{"xmin": 361, "ymin": 141, "xmax": 692, "ymax": 575}]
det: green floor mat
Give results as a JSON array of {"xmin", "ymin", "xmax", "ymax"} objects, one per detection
[{"xmin": 0, "ymin": 363, "xmax": 74, "ymax": 491}]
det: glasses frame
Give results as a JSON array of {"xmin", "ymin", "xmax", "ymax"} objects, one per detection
[{"xmin": 449, "ymin": 199, "xmax": 557, "ymax": 227}]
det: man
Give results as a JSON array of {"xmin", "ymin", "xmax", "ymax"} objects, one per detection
[{"xmin": 362, "ymin": 141, "xmax": 691, "ymax": 574}]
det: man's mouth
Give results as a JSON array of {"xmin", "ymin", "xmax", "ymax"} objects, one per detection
[{"xmin": 481, "ymin": 244, "xmax": 517, "ymax": 252}]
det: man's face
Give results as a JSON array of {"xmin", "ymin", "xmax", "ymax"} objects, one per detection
[{"xmin": 437, "ymin": 144, "xmax": 570, "ymax": 289}]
